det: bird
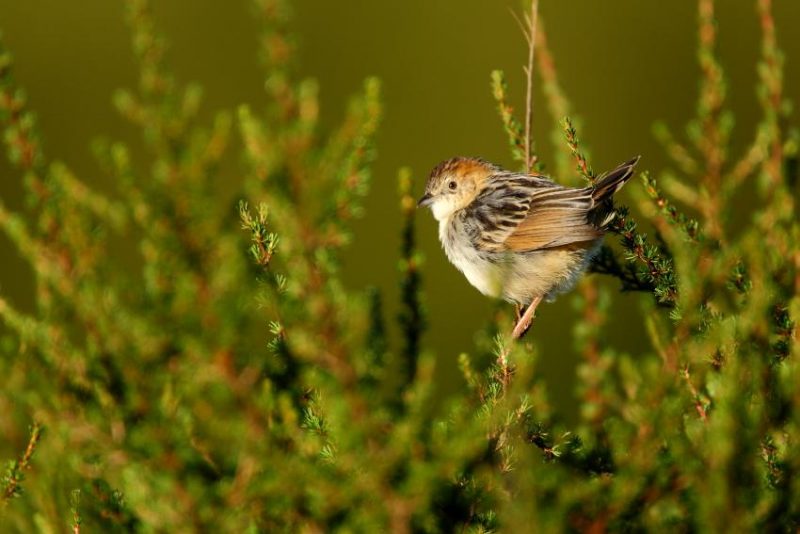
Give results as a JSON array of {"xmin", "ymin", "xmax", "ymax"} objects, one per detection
[{"xmin": 417, "ymin": 156, "xmax": 639, "ymax": 338}]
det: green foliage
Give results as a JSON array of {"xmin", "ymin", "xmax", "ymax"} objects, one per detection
[
  {"xmin": 561, "ymin": 116, "xmax": 595, "ymax": 183},
  {"xmin": 491, "ymin": 70, "xmax": 528, "ymax": 169},
  {"xmin": 0, "ymin": 0, "xmax": 798, "ymax": 531},
  {"xmin": 397, "ymin": 168, "xmax": 426, "ymax": 389},
  {"xmin": 2, "ymin": 423, "xmax": 42, "ymax": 505}
]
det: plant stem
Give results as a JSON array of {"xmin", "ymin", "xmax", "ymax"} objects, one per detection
[{"xmin": 524, "ymin": 0, "xmax": 539, "ymax": 174}]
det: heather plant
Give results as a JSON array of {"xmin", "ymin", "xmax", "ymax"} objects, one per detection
[{"xmin": 0, "ymin": 0, "xmax": 798, "ymax": 532}]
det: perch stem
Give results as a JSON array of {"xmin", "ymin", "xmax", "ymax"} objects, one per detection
[{"xmin": 524, "ymin": 0, "xmax": 539, "ymax": 173}]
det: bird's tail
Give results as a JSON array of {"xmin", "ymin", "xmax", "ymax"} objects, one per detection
[
  {"xmin": 591, "ymin": 156, "xmax": 640, "ymax": 203},
  {"xmin": 588, "ymin": 156, "xmax": 640, "ymax": 228}
]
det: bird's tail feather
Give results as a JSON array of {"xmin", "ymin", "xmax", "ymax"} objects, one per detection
[
  {"xmin": 591, "ymin": 156, "xmax": 640, "ymax": 203},
  {"xmin": 587, "ymin": 156, "xmax": 640, "ymax": 229}
]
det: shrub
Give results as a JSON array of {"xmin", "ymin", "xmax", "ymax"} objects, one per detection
[{"xmin": 0, "ymin": 0, "xmax": 797, "ymax": 531}]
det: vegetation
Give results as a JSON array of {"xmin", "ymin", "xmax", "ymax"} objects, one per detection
[{"xmin": 0, "ymin": 0, "xmax": 797, "ymax": 531}]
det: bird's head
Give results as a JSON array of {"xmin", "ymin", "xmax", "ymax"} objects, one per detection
[{"xmin": 418, "ymin": 157, "xmax": 498, "ymax": 221}]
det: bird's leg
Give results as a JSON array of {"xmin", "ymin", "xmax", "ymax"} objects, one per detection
[
  {"xmin": 514, "ymin": 303, "xmax": 522, "ymax": 322},
  {"xmin": 512, "ymin": 295, "xmax": 543, "ymax": 340}
]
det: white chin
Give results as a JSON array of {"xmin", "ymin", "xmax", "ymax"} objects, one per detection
[{"xmin": 431, "ymin": 201, "xmax": 456, "ymax": 221}]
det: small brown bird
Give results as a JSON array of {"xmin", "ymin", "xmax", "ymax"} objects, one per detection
[{"xmin": 418, "ymin": 156, "xmax": 639, "ymax": 338}]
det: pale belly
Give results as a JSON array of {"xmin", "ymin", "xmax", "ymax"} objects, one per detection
[
  {"xmin": 439, "ymin": 217, "xmax": 599, "ymax": 305},
  {"xmin": 446, "ymin": 243, "xmax": 506, "ymax": 298}
]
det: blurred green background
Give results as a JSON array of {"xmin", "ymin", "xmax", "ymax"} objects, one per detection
[{"xmin": 1, "ymin": 1, "xmax": 798, "ymax": 410}]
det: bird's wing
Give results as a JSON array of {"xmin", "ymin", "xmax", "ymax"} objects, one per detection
[{"xmin": 467, "ymin": 174, "xmax": 601, "ymax": 253}]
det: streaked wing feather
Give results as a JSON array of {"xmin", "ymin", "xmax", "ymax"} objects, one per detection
[
  {"xmin": 504, "ymin": 201, "xmax": 602, "ymax": 250},
  {"xmin": 468, "ymin": 174, "xmax": 601, "ymax": 253}
]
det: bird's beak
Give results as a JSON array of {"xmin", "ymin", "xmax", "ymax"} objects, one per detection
[{"xmin": 417, "ymin": 192, "xmax": 433, "ymax": 208}]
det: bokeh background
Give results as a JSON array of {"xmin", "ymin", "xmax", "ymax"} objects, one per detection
[{"xmin": 1, "ymin": 1, "xmax": 798, "ymax": 412}]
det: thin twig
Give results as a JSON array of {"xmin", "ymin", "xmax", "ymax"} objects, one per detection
[
  {"xmin": 2, "ymin": 422, "xmax": 43, "ymax": 504},
  {"xmin": 70, "ymin": 489, "xmax": 83, "ymax": 534},
  {"xmin": 509, "ymin": 0, "xmax": 539, "ymax": 173},
  {"xmin": 563, "ymin": 116, "xmax": 595, "ymax": 183},
  {"xmin": 696, "ymin": 0, "xmax": 726, "ymax": 240},
  {"xmin": 497, "ymin": 345, "xmax": 512, "ymax": 389},
  {"xmin": 728, "ymin": 130, "xmax": 766, "ymax": 192},
  {"xmin": 524, "ymin": 0, "xmax": 539, "ymax": 173},
  {"xmin": 756, "ymin": 0, "xmax": 784, "ymax": 189},
  {"xmin": 682, "ymin": 365, "xmax": 708, "ymax": 422}
]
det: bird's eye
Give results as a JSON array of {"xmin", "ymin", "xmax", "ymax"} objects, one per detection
[{"xmin": 448, "ymin": 181, "xmax": 457, "ymax": 190}]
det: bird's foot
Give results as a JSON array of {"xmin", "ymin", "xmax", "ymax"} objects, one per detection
[{"xmin": 511, "ymin": 296, "xmax": 543, "ymax": 340}]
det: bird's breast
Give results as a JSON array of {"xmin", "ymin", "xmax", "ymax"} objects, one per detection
[
  {"xmin": 438, "ymin": 215, "xmax": 504, "ymax": 298},
  {"xmin": 438, "ymin": 212, "xmax": 601, "ymax": 305}
]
